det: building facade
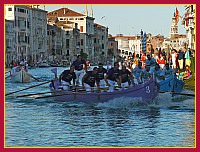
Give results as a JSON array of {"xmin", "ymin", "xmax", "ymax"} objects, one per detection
[
  {"xmin": 5, "ymin": 5, "xmax": 47, "ymax": 66},
  {"xmin": 47, "ymin": 7, "xmax": 95, "ymax": 62},
  {"xmin": 108, "ymin": 35, "xmax": 118, "ymax": 63},
  {"xmin": 182, "ymin": 5, "xmax": 195, "ymax": 50},
  {"xmin": 5, "ymin": 19, "xmax": 15, "ymax": 67},
  {"xmin": 93, "ymin": 23, "xmax": 108, "ymax": 64}
]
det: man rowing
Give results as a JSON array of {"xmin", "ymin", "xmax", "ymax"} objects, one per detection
[
  {"xmin": 59, "ymin": 65, "xmax": 76, "ymax": 90},
  {"xmin": 82, "ymin": 67, "xmax": 100, "ymax": 92},
  {"xmin": 120, "ymin": 65, "xmax": 134, "ymax": 88},
  {"xmin": 151, "ymin": 64, "xmax": 164, "ymax": 80},
  {"xmin": 104, "ymin": 62, "xmax": 121, "ymax": 92},
  {"xmin": 161, "ymin": 63, "xmax": 174, "ymax": 79}
]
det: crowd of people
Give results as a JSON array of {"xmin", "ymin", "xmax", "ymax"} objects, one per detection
[{"xmin": 57, "ymin": 47, "xmax": 194, "ymax": 92}]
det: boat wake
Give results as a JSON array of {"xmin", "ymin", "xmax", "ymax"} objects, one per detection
[
  {"xmin": 97, "ymin": 90, "xmax": 195, "ymax": 111},
  {"xmin": 150, "ymin": 90, "xmax": 195, "ymax": 111},
  {"xmin": 97, "ymin": 97, "xmax": 150, "ymax": 109}
]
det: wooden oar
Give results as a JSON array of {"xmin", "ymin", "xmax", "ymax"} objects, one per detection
[
  {"xmin": 35, "ymin": 88, "xmax": 106, "ymax": 99},
  {"xmin": 16, "ymin": 91, "xmax": 52, "ymax": 98},
  {"xmin": 35, "ymin": 92, "xmax": 72, "ymax": 99},
  {"xmin": 159, "ymin": 91, "xmax": 195, "ymax": 97},
  {"xmin": 26, "ymin": 73, "xmax": 41, "ymax": 82},
  {"xmin": 171, "ymin": 92, "xmax": 195, "ymax": 97},
  {"xmin": 5, "ymin": 80, "xmax": 51, "ymax": 96}
]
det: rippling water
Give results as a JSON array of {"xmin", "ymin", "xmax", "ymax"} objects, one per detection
[{"xmin": 5, "ymin": 67, "xmax": 195, "ymax": 147}]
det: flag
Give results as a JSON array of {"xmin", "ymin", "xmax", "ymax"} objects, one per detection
[
  {"xmin": 175, "ymin": 7, "xmax": 179, "ymax": 24},
  {"xmin": 51, "ymin": 68, "xmax": 57, "ymax": 75}
]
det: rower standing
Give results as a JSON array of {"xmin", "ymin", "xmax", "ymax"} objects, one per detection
[
  {"xmin": 145, "ymin": 54, "xmax": 156, "ymax": 72},
  {"xmin": 97, "ymin": 63, "xmax": 107, "ymax": 87},
  {"xmin": 141, "ymin": 65, "xmax": 151, "ymax": 82},
  {"xmin": 72, "ymin": 55, "xmax": 87, "ymax": 85},
  {"xmin": 133, "ymin": 61, "xmax": 143, "ymax": 84}
]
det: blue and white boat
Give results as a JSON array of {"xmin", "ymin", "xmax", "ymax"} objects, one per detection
[{"xmin": 158, "ymin": 75, "xmax": 184, "ymax": 93}]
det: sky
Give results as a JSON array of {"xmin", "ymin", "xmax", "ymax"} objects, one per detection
[{"xmin": 40, "ymin": 4, "xmax": 187, "ymax": 37}]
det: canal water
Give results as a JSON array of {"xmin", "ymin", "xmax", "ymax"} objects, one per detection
[{"xmin": 5, "ymin": 67, "xmax": 195, "ymax": 147}]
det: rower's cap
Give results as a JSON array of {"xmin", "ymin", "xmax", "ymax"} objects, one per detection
[{"xmin": 98, "ymin": 63, "xmax": 103, "ymax": 66}]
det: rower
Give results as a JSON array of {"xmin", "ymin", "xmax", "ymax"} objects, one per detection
[
  {"xmin": 133, "ymin": 61, "xmax": 143, "ymax": 84},
  {"xmin": 120, "ymin": 65, "xmax": 134, "ymax": 88},
  {"xmin": 97, "ymin": 63, "xmax": 107, "ymax": 87},
  {"xmin": 141, "ymin": 65, "xmax": 151, "ymax": 82},
  {"xmin": 151, "ymin": 64, "xmax": 164, "ymax": 80},
  {"xmin": 72, "ymin": 55, "xmax": 87, "ymax": 86},
  {"xmin": 82, "ymin": 67, "xmax": 100, "ymax": 92},
  {"xmin": 104, "ymin": 62, "xmax": 121, "ymax": 92},
  {"xmin": 161, "ymin": 63, "xmax": 174, "ymax": 79},
  {"xmin": 59, "ymin": 65, "xmax": 76, "ymax": 90},
  {"xmin": 146, "ymin": 54, "xmax": 156, "ymax": 73}
]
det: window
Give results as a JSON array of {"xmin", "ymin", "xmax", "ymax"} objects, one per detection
[
  {"xmin": 81, "ymin": 39, "xmax": 84, "ymax": 45},
  {"xmin": 66, "ymin": 50, "xmax": 69, "ymax": 56},
  {"xmin": 8, "ymin": 8, "xmax": 12, "ymax": 11},
  {"xmin": 102, "ymin": 44, "xmax": 104, "ymax": 49},
  {"xmin": 18, "ymin": 8, "xmax": 26, "ymax": 13},
  {"xmin": 66, "ymin": 39, "xmax": 69, "ymax": 48}
]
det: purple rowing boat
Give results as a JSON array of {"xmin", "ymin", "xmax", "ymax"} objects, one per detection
[{"xmin": 49, "ymin": 77, "xmax": 158, "ymax": 104}]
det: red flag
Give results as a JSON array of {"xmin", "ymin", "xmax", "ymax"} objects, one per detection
[{"xmin": 175, "ymin": 7, "xmax": 179, "ymax": 24}]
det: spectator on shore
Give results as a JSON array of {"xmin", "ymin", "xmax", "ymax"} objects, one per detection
[
  {"xmin": 171, "ymin": 49, "xmax": 177, "ymax": 69},
  {"xmin": 178, "ymin": 49, "xmax": 185, "ymax": 70},
  {"xmin": 157, "ymin": 53, "xmax": 165, "ymax": 69},
  {"xmin": 185, "ymin": 48, "xmax": 191, "ymax": 67}
]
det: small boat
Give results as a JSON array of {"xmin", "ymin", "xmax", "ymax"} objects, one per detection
[
  {"xmin": 38, "ymin": 61, "xmax": 50, "ymax": 68},
  {"xmin": 158, "ymin": 75, "xmax": 184, "ymax": 93},
  {"xmin": 50, "ymin": 63, "xmax": 62, "ymax": 67},
  {"xmin": 48, "ymin": 77, "xmax": 158, "ymax": 104},
  {"xmin": 11, "ymin": 69, "xmax": 30, "ymax": 83}
]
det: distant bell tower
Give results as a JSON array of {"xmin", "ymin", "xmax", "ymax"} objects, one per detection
[
  {"xmin": 170, "ymin": 11, "xmax": 179, "ymax": 38},
  {"xmin": 90, "ymin": 4, "xmax": 93, "ymax": 17},
  {"xmin": 84, "ymin": 4, "xmax": 88, "ymax": 16}
]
